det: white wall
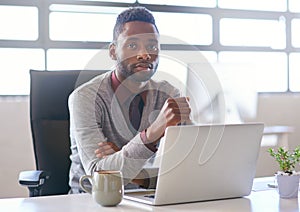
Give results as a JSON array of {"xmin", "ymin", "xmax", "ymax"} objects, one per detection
[
  {"xmin": 254, "ymin": 93, "xmax": 300, "ymax": 177},
  {"xmin": 0, "ymin": 97, "xmax": 35, "ymax": 198},
  {"xmin": 256, "ymin": 93, "xmax": 300, "ymax": 150},
  {"xmin": 0, "ymin": 93, "xmax": 300, "ymax": 198}
]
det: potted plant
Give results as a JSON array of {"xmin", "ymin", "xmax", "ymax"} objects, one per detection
[{"xmin": 268, "ymin": 146, "xmax": 300, "ymax": 198}]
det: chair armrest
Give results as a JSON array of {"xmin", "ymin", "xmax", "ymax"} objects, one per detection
[{"xmin": 19, "ymin": 170, "xmax": 51, "ymax": 197}]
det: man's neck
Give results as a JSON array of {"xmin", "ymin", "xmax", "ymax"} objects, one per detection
[
  {"xmin": 111, "ymin": 71, "xmax": 148, "ymax": 104},
  {"xmin": 114, "ymin": 70, "xmax": 147, "ymax": 94}
]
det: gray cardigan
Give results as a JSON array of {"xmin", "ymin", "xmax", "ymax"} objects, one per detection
[{"xmin": 68, "ymin": 71, "xmax": 180, "ymax": 193}]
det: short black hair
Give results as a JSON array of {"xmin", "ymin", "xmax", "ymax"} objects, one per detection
[{"xmin": 113, "ymin": 7, "xmax": 159, "ymax": 41}]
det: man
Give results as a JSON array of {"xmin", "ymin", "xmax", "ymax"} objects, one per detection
[{"xmin": 68, "ymin": 6, "xmax": 191, "ymax": 193}]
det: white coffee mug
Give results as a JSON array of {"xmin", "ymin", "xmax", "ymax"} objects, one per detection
[{"xmin": 79, "ymin": 170, "xmax": 124, "ymax": 206}]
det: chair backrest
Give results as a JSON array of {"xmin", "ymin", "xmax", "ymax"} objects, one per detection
[{"xmin": 30, "ymin": 69, "xmax": 109, "ymax": 195}]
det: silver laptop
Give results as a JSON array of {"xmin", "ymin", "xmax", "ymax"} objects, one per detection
[{"xmin": 124, "ymin": 123, "xmax": 264, "ymax": 206}]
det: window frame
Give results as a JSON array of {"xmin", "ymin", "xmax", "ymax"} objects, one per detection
[{"xmin": 0, "ymin": 0, "xmax": 298, "ymax": 95}]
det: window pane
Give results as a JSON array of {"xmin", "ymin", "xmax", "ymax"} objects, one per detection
[
  {"xmin": 138, "ymin": 0, "xmax": 216, "ymax": 7},
  {"xmin": 0, "ymin": 6, "xmax": 38, "ymax": 40},
  {"xmin": 220, "ymin": 18, "xmax": 286, "ymax": 49},
  {"xmin": 0, "ymin": 48, "xmax": 45, "ymax": 95},
  {"xmin": 154, "ymin": 56, "xmax": 188, "ymax": 93},
  {"xmin": 77, "ymin": 0, "xmax": 135, "ymax": 2},
  {"xmin": 47, "ymin": 49, "xmax": 114, "ymax": 70},
  {"xmin": 289, "ymin": 53, "xmax": 300, "ymax": 92},
  {"xmin": 289, "ymin": 0, "xmax": 300, "ymax": 12},
  {"xmin": 161, "ymin": 50, "xmax": 217, "ymax": 64},
  {"xmin": 46, "ymin": 49, "xmax": 216, "ymax": 73},
  {"xmin": 218, "ymin": 0, "xmax": 287, "ymax": 11},
  {"xmin": 49, "ymin": 5, "xmax": 125, "ymax": 41},
  {"xmin": 49, "ymin": 4, "xmax": 125, "ymax": 14},
  {"xmin": 218, "ymin": 52, "xmax": 288, "ymax": 92},
  {"xmin": 291, "ymin": 19, "xmax": 300, "ymax": 47},
  {"xmin": 154, "ymin": 12, "xmax": 212, "ymax": 45},
  {"xmin": 153, "ymin": 50, "xmax": 217, "ymax": 96}
]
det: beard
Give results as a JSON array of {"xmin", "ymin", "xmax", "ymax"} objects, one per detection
[{"xmin": 116, "ymin": 59, "xmax": 159, "ymax": 83}]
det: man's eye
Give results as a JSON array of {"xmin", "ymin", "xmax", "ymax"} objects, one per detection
[
  {"xmin": 148, "ymin": 45, "xmax": 158, "ymax": 52},
  {"xmin": 127, "ymin": 43, "xmax": 137, "ymax": 49}
]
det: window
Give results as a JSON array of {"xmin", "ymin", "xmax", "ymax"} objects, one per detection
[
  {"xmin": 218, "ymin": 0, "xmax": 287, "ymax": 11},
  {"xmin": 291, "ymin": 19, "xmax": 300, "ymax": 47},
  {"xmin": 218, "ymin": 52, "xmax": 288, "ymax": 92},
  {"xmin": 49, "ymin": 5, "xmax": 124, "ymax": 42},
  {"xmin": 50, "ymin": 12, "xmax": 116, "ymax": 42},
  {"xmin": 0, "ymin": 48, "xmax": 44, "ymax": 95},
  {"xmin": 78, "ymin": 0, "xmax": 135, "ymax": 2},
  {"xmin": 289, "ymin": 53, "xmax": 300, "ymax": 92},
  {"xmin": 220, "ymin": 18, "xmax": 286, "ymax": 49},
  {"xmin": 138, "ymin": 0, "xmax": 216, "ymax": 8},
  {"xmin": 0, "ymin": 6, "xmax": 38, "ymax": 40},
  {"xmin": 154, "ymin": 12, "xmax": 212, "ymax": 45},
  {"xmin": 156, "ymin": 50, "xmax": 217, "ymax": 93},
  {"xmin": 289, "ymin": 0, "xmax": 300, "ymax": 12},
  {"xmin": 47, "ymin": 49, "xmax": 113, "ymax": 70},
  {"xmin": 0, "ymin": 0, "xmax": 298, "ymax": 95}
]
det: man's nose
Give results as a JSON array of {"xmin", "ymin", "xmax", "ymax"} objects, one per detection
[{"xmin": 136, "ymin": 46, "xmax": 151, "ymax": 60}]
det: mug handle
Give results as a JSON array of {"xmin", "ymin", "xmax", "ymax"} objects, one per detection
[{"xmin": 79, "ymin": 175, "xmax": 93, "ymax": 194}]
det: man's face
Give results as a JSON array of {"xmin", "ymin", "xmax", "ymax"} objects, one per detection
[{"xmin": 110, "ymin": 21, "xmax": 160, "ymax": 83}]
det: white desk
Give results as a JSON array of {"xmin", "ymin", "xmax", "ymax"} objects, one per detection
[{"xmin": 0, "ymin": 178, "xmax": 299, "ymax": 212}]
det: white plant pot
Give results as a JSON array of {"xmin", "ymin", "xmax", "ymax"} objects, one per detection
[{"xmin": 276, "ymin": 174, "xmax": 300, "ymax": 199}]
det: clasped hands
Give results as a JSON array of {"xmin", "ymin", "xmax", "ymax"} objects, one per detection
[{"xmin": 95, "ymin": 97, "xmax": 191, "ymax": 158}]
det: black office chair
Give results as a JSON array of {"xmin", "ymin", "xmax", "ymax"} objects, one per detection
[{"xmin": 19, "ymin": 69, "xmax": 108, "ymax": 197}]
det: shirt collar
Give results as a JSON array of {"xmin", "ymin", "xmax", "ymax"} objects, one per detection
[
  {"xmin": 111, "ymin": 70, "xmax": 122, "ymax": 92},
  {"xmin": 111, "ymin": 71, "xmax": 147, "ymax": 104}
]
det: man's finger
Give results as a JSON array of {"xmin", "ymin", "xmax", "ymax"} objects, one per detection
[
  {"xmin": 97, "ymin": 144, "xmax": 113, "ymax": 151},
  {"xmin": 173, "ymin": 97, "xmax": 190, "ymax": 103}
]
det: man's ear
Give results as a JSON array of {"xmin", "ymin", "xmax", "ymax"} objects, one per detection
[{"xmin": 109, "ymin": 42, "xmax": 117, "ymax": 60}]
